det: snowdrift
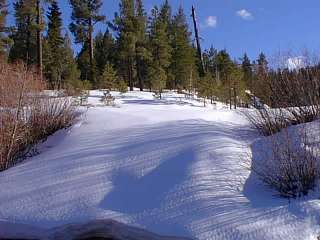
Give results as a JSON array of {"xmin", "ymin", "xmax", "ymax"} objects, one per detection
[{"xmin": 0, "ymin": 90, "xmax": 319, "ymax": 240}]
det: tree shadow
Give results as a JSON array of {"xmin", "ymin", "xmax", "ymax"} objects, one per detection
[{"xmin": 100, "ymin": 149, "xmax": 196, "ymax": 214}]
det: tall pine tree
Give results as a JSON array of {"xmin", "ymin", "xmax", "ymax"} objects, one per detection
[
  {"xmin": 241, "ymin": 53, "xmax": 253, "ymax": 90},
  {"xmin": 0, "ymin": 0, "xmax": 8, "ymax": 57},
  {"xmin": 112, "ymin": 0, "xmax": 136, "ymax": 91},
  {"xmin": 43, "ymin": 0, "xmax": 65, "ymax": 88},
  {"xmin": 9, "ymin": 0, "xmax": 38, "ymax": 66},
  {"xmin": 134, "ymin": 0, "xmax": 150, "ymax": 91},
  {"xmin": 94, "ymin": 29, "xmax": 115, "ymax": 78},
  {"xmin": 170, "ymin": 6, "xmax": 195, "ymax": 90},
  {"xmin": 61, "ymin": 33, "xmax": 80, "ymax": 89},
  {"xmin": 69, "ymin": 0, "xmax": 105, "ymax": 84},
  {"xmin": 148, "ymin": 6, "xmax": 171, "ymax": 98}
]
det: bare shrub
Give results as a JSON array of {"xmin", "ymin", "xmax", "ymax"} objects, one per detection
[
  {"xmin": 250, "ymin": 126, "xmax": 320, "ymax": 198},
  {"xmin": 244, "ymin": 108, "xmax": 292, "ymax": 136},
  {"xmin": 0, "ymin": 62, "xmax": 77, "ymax": 171},
  {"xmin": 269, "ymin": 67, "xmax": 320, "ymax": 122},
  {"xmin": 246, "ymin": 64, "xmax": 320, "ymax": 136}
]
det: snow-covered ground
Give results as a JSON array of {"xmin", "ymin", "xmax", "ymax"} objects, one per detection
[{"xmin": 0, "ymin": 90, "xmax": 319, "ymax": 239}]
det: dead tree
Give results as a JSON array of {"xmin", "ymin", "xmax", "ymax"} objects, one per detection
[{"xmin": 191, "ymin": 5, "xmax": 205, "ymax": 76}]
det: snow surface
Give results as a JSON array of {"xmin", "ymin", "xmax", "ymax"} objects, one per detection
[{"xmin": 0, "ymin": 90, "xmax": 320, "ymax": 239}]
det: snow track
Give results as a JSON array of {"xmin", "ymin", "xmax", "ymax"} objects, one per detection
[{"xmin": 0, "ymin": 91, "xmax": 319, "ymax": 240}]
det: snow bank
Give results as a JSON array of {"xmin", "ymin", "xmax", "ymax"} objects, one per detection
[{"xmin": 0, "ymin": 90, "xmax": 319, "ymax": 240}]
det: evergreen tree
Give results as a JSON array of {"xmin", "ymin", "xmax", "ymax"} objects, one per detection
[
  {"xmin": 112, "ymin": 0, "xmax": 136, "ymax": 91},
  {"xmin": 134, "ymin": 0, "xmax": 150, "ymax": 91},
  {"xmin": 170, "ymin": 6, "xmax": 194, "ymax": 90},
  {"xmin": 69, "ymin": 0, "xmax": 105, "ymax": 84},
  {"xmin": 148, "ymin": 6, "xmax": 171, "ymax": 98},
  {"xmin": 159, "ymin": 0, "xmax": 171, "ymax": 32},
  {"xmin": 0, "ymin": 0, "xmax": 8, "ymax": 57},
  {"xmin": 61, "ymin": 33, "xmax": 80, "ymax": 89},
  {"xmin": 203, "ymin": 46, "xmax": 218, "ymax": 77},
  {"xmin": 158, "ymin": 0, "xmax": 173, "ymax": 87},
  {"xmin": 197, "ymin": 74, "xmax": 212, "ymax": 107},
  {"xmin": 77, "ymin": 42, "xmax": 91, "ymax": 82},
  {"xmin": 241, "ymin": 53, "xmax": 253, "ymax": 90},
  {"xmin": 35, "ymin": 0, "xmax": 44, "ymax": 77},
  {"xmin": 215, "ymin": 49, "xmax": 234, "ymax": 102},
  {"xmin": 9, "ymin": 0, "xmax": 38, "ymax": 65},
  {"xmin": 43, "ymin": 0, "xmax": 65, "ymax": 88},
  {"xmin": 201, "ymin": 47, "xmax": 219, "ymax": 103},
  {"xmin": 229, "ymin": 64, "xmax": 245, "ymax": 109},
  {"xmin": 94, "ymin": 29, "xmax": 115, "ymax": 78},
  {"xmin": 99, "ymin": 62, "xmax": 118, "ymax": 90},
  {"xmin": 47, "ymin": 1, "xmax": 63, "ymax": 51},
  {"xmin": 216, "ymin": 49, "xmax": 233, "ymax": 83},
  {"xmin": 257, "ymin": 52, "xmax": 268, "ymax": 74},
  {"xmin": 253, "ymin": 52, "xmax": 270, "ymax": 104}
]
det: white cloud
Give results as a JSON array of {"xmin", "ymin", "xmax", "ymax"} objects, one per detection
[
  {"xmin": 205, "ymin": 16, "xmax": 217, "ymax": 28},
  {"xmin": 236, "ymin": 9, "xmax": 253, "ymax": 20}
]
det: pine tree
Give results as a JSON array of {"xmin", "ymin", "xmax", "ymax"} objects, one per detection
[
  {"xmin": 158, "ymin": 0, "xmax": 173, "ymax": 87},
  {"xmin": 170, "ymin": 6, "xmax": 194, "ymax": 90},
  {"xmin": 148, "ymin": 6, "xmax": 171, "ymax": 98},
  {"xmin": 112, "ymin": 0, "xmax": 136, "ymax": 91},
  {"xmin": 69, "ymin": 0, "xmax": 105, "ymax": 84},
  {"xmin": 159, "ymin": 0, "xmax": 171, "ymax": 32},
  {"xmin": 229, "ymin": 63, "xmax": 244, "ymax": 109},
  {"xmin": 9, "ymin": 0, "xmax": 38, "ymax": 65},
  {"xmin": 242, "ymin": 53, "xmax": 253, "ymax": 90},
  {"xmin": 77, "ymin": 42, "xmax": 91, "ymax": 82},
  {"xmin": 257, "ymin": 52, "xmax": 268, "ymax": 74},
  {"xmin": 0, "ymin": 0, "xmax": 8, "ymax": 57},
  {"xmin": 215, "ymin": 49, "xmax": 234, "ymax": 102},
  {"xmin": 134, "ymin": 0, "xmax": 150, "ymax": 91},
  {"xmin": 47, "ymin": 0, "xmax": 63, "ymax": 52},
  {"xmin": 99, "ymin": 62, "xmax": 118, "ymax": 90},
  {"xmin": 253, "ymin": 52, "xmax": 270, "ymax": 104},
  {"xmin": 61, "ymin": 33, "xmax": 80, "ymax": 89},
  {"xmin": 44, "ymin": 0, "xmax": 65, "ymax": 88},
  {"xmin": 216, "ymin": 50, "xmax": 233, "ymax": 83},
  {"xmin": 94, "ymin": 29, "xmax": 115, "ymax": 78},
  {"xmin": 197, "ymin": 74, "xmax": 211, "ymax": 107},
  {"xmin": 36, "ymin": 0, "xmax": 43, "ymax": 77},
  {"xmin": 204, "ymin": 46, "xmax": 218, "ymax": 77}
]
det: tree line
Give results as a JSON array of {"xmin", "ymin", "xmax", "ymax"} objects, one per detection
[{"xmin": 0, "ymin": 0, "xmax": 271, "ymax": 106}]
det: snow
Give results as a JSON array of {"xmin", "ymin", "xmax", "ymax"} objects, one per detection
[{"xmin": 0, "ymin": 90, "xmax": 319, "ymax": 239}]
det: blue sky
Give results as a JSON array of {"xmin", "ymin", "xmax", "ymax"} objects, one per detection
[{"xmin": 7, "ymin": 0, "xmax": 320, "ymax": 61}]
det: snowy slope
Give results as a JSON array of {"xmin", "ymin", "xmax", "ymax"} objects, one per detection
[{"xmin": 0, "ymin": 90, "xmax": 319, "ymax": 240}]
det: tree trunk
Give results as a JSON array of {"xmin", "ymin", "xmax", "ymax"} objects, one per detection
[
  {"xmin": 234, "ymin": 86, "xmax": 237, "ymax": 109},
  {"xmin": 192, "ymin": 5, "xmax": 205, "ymax": 76},
  {"xmin": 36, "ymin": 0, "xmax": 43, "ymax": 79},
  {"xmin": 229, "ymin": 87, "xmax": 232, "ymax": 110},
  {"xmin": 128, "ymin": 58, "xmax": 134, "ymax": 91},
  {"xmin": 136, "ymin": 57, "xmax": 143, "ymax": 91}
]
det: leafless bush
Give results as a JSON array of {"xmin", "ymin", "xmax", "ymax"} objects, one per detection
[
  {"xmin": 0, "ymin": 62, "xmax": 77, "ymax": 171},
  {"xmin": 244, "ymin": 108, "xmax": 292, "ymax": 136},
  {"xmin": 269, "ymin": 67, "xmax": 320, "ymax": 122},
  {"xmin": 250, "ymin": 126, "xmax": 320, "ymax": 198},
  {"xmin": 246, "ymin": 64, "xmax": 320, "ymax": 136}
]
